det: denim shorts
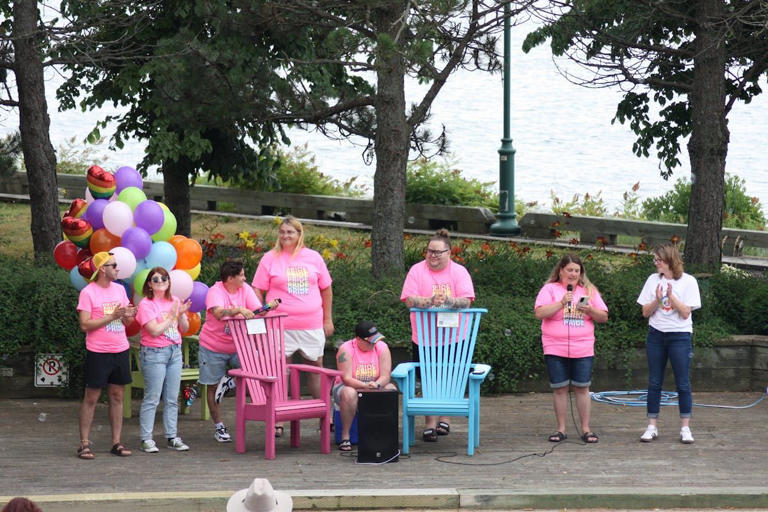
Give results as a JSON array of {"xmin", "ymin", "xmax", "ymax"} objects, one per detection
[
  {"xmin": 545, "ymin": 355, "xmax": 594, "ymax": 389},
  {"xmin": 198, "ymin": 345, "xmax": 240, "ymax": 385}
]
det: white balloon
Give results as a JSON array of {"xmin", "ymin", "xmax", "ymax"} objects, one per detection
[
  {"xmin": 111, "ymin": 246, "xmax": 137, "ymax": 279},
  {"xmin": 102, "ymin": 201, "xmax": 134, "ymax": 236},
  {"xmin": 169, "ymin": 269, "xmax": 194, "ymax": 301}
]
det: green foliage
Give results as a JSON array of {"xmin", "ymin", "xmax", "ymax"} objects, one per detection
[
  {"xmin": 406, "ymin": 157, "xmax": 498, "ymax": 211},
  {"xmin": 0, "ymin": 132, "xmax": 22, "ymax": 178},
  {"xmin": 642, "ymin": 175, "xmax": 766, "ymax": 229},
  {"xmin": 550, "ymin": 190, "xmax": 608, "ymax": 217},
  {"xmin": 1, "ymin": 244, "xmax": 759, "ymax": 396},
  {"xmin": 0, "ymin": 256, "xmax": 85, "ymax": 396},
  {"xmin": 54, "ymin": 136, "xmax": 109, "ymax": 175}
]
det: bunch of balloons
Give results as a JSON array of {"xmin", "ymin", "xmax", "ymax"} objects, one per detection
[{"xmin": 53, "ymin": 165, "xmax": 207, "ymax": 336}]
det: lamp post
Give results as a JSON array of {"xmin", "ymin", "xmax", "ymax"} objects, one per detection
[{"xmin": 489, "ymin": 1, "xmax": 521, "ymax": 235}]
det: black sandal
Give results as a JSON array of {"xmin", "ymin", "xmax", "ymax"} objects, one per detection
[
  {"xmin": 422, "ymin": 428, "xmax": 438, "ymax": 442},
  {"xmin": 77, "ymin": 441, "xmax": 95, "ymax": 460},
  {"xmin": 581, "ymin": 431, "xmax": 599, "ymax": 444},
  {"xmin": 436, "ymin": 421, "xmax": 450, "ymax": 436},
  {"xmin": 275, "ymin": 426, "xmax": 284, "ymax": 438},
  {"xmin": 110, "ymin": 443, "xmax": 132, "ymax": 457},
  {"xmin": 338, "ymin": 439, "xmax": 352, "ymax": 451},
  {"xmin": 548, "ymin": 431, "xmax": 567, "ymax": 442}
]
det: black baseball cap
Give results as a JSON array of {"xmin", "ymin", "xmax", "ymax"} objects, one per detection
[{"xmin": 354, "ymin": 321, "xmax": 384, "ymax": 344}]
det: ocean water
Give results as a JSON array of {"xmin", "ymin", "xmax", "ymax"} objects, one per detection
[{"xmin": 1, "ymin": 24, "xmax": 766, "ymax": 212}]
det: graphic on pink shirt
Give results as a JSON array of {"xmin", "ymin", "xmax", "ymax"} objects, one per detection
[
  {"xmin": 286, "ymin": 266, "xmax": 310, "ymax": 295},
  {"xmin": 102, "ymin": 301, "xmax": 125, "ymax": 333},
  {"xmin": 432, "ymin": 283, "xmax": 452, "ymax": 297},
  {"xmin": 137, "ymin": 297, "xmax": 182, "ymax": 347},
  {"xmin": 562, "ymin": 303, "xmax": 585, "ymax": 327},
  {"xmin": 355, "ymin": 362, "xmax": 377, "ymax": 382},
  {"xmin": 199, "ymin": 281, "xmax": 260, "ymax": 354}
]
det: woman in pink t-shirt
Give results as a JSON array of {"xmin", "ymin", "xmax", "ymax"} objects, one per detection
[
  {"xmin": 534, "ymin": 253, "xmax": 608, "ymax": 445},
  {"xmin": 333, "ymin": 321, "xmax": 396, "ymax": 451},
  {"xmin": 136, "ymin": 267, "xmax": 191, "ymax": 453},
  {"xmin": 252, "ymin": 216, "xmax": 333, "ymax": 437}
]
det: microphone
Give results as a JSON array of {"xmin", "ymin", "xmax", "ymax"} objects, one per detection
[
  {"xmin": 254, "ymin": 298, "xmax": 281, "ymax": 314},
  {"xmin": 566, "ymin": 284, "xmax": 573, "ymax": 307}
]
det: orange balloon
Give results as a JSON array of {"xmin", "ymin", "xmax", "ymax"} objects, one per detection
[
  {"xmin": 89, "ymin": 227, "xmax": 121, "ymax": 254},
  {"xmin": 169, "ymin": 234, "xmax": 187, "ymax": 252},
  {"xmin": 183, "ymin": 311, "xmax": 201, "ymax": 336},
  {"xmin": 175, "ymin": 238, "xmax": 203, "ymax": 270}
]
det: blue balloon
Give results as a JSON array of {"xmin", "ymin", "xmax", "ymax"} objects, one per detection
[
  {"xmin": 69, "ymin": 266, "xmax": 88, "ymax": 291},
  {"xmin": 144, "ymin": 241, "xmax": 177, "ymax": 271}
]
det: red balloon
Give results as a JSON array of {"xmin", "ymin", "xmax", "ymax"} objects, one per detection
[
  {"xmin": 76, "ymin": 248, "xmax": 92, "ymax": 265},
  {"xmin": 53, "ymin": 240, "xmax": 79, "ymax": 270},
  {"xmin": 125, "ymin": 318, "xmax": 141, "ymax": 337}
]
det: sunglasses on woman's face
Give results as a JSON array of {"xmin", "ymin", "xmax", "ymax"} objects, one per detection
[{"xmin": 151, "ymin": 275, "xmax": 169, "ymax": 284}]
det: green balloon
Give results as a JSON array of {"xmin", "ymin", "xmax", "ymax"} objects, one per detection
[
  {"xmin": 117, "ymin": 186, "xmax": 147, "ymax": 211},
  {"xmin": 132, "ymin": 269, "xmax": 151, "ymax": 299},
  {"xmin": 151, "ymin": 209, "xmax": 177, "ymax": 242}
]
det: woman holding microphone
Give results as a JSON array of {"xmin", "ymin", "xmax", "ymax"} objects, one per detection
[{"xmin": 534, "ymin": 254, "xmax": 608, "ymax": 444}]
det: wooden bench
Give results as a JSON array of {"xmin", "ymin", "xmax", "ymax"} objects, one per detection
[
  {"xmin": 123, "ymin": 336, "xmax": 209, "ymax": 420},
  {"xmin": 519, "ymin": 211, "xmax": 768, "ymax": 257}
]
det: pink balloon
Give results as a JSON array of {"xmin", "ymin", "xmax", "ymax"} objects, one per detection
[
  {"xmin": 110, "ymin": 246, "xmax": 137, "ymax": 279},
  {"xmin": 169, "ymin": 269, "xmax": 194, "ymax": 301}
]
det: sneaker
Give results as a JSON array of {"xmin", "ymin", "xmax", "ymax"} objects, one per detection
[
  {"xmin": 167, "ymin": 437, "xmax": 190, "ymax": 451},
  {"xmin": 680, "ymin": 426, "xmax": 695, "ymax": 444},
  {"xmin": 214, "ymin": 425, "xmax": 232, "ymax": 443},
  {"xmin": 214, "ymin": 376, "xmax": 236, "ymax": 404},
  {"xmin": 640, "ymin": 425, "xmax": 658, "ymax": 442},
  {"xmin": 141, "ymin": 439, "xmax": 159, "ymax": 453}
]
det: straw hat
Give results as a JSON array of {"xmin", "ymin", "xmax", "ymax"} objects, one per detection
[{"xmin": 226, "ymin": 478, "xmax": 292, "ymax": 512}]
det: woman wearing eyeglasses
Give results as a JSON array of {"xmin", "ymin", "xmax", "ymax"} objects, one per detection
[
  {"xmin": 400, "ymin": 229, "xmax": 475, "ymax": 442},
  {"xmin": 637, "ymin": 242, "xmax": 701, "ymax": 444},
  {"xmin": 136, "ymin": 267, "xmax": 192, "ymax": 453}
]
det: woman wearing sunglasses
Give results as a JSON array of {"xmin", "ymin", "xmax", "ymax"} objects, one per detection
[{"xmin": 136, "ymin": 267, "xmax": 192, "ymax": 453}]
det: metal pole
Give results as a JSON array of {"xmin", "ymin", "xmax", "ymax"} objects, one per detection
[{"xmin": 490, "ymin": 1, "xmax": 521, "ymax": 235}]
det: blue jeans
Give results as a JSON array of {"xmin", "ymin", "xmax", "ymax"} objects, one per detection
[
  {"xmin": 139, "ymin": 344, "xmax": 182, "ymax": 440},
  {"xmin": 645, "ymin": 327, "xmax": 693, "ymax": 418}
]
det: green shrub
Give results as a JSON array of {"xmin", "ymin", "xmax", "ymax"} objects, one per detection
[
  {"xmin": 642, "ymin": 174, "xmax": 766, "ymax": 230},
  {"xmin": 406, "ymin": 157, "xmax": 498, "ymax": 211}
]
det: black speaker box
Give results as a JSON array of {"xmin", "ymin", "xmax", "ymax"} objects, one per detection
[{"xmin": 356, "ymin": 390, "xmax": 399, "ymax": 463}]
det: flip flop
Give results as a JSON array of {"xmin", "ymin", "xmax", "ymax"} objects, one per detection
[
  {"xmin": 436, "ymin": 422, "xmax": 450, "ymax": 436},
  {"xmin": 110, "ymin": 443, "xmax": 132, "ymax": 457}
]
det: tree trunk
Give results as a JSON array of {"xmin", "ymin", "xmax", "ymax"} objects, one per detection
[
  {"xmin": 371, "ymin": 1, "xmax": 409, "ymax": 279},
  {"xmin": 684, "ymin": 0, "xmax": 728, "ymax": 268},
  {"xmin": 12, "ymin": 0, "xmax": 60, "ymax": 259},
  {"xmin": 161, "ymin": 160, "xmax": 191, "ymax": 238}
]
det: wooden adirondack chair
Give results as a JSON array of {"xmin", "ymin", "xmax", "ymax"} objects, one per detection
[
  {"xmin": 123, "ymin": 336, "xmax": 209, "ymax": 420},
  {"xmin": 227, "ymin": 315, "xmax": 341, "ymax": 459},
  {"xmin": 391, "ymin": 308, "xmax": 490, "ymax": 456}
]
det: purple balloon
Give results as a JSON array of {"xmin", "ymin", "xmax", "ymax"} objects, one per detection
[
  {"xmin": 115, "ymin": 166, "xmax": 143, "ymax": 194},
  {"xmin": 188, "ymin": 281, "xmax": 209, "ymax": 313},
  {"xmin": 85, "ymin": 198, "xmax": 109, "ymax": 231},
  {"xmin": 134, "ymin": 200, "xmax": 165, "ymax": 234},
  {"xmin": 120, "ymin": 227, "xmax": 152, "ymax": 260}
]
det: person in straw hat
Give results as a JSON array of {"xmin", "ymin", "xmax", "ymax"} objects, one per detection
[{"xmin": 227, "ymin": 478, "xmax": 292, "ymax": 512}]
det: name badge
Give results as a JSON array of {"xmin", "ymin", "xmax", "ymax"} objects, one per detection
[
  {"xmin": 246, "ymin": 318, "xmax": 267, "ymax": 335},
  {"xmin": 436, "ymin": 312, "xmax": 459, "ymax": 328}
]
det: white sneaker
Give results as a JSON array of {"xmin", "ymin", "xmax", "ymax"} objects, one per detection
[
  {"xmin": 214, "ymin": 376, "xmax": 236, "ymax": 404},
  {"xmin": 167, "ymin": 437, "xmax": 190, "ymax": 451},
  {"xmin": 141, "ymin": 439, "xmax": 159, "ymax": 453},
  {"xmin": 640, "ymin": 425, "xmax": 658, "ymax": 442},
  {"xmin": 680, "ymin": 426, "xmax": 695, "ymax": 444},
  {"xmin": 214, "ymin": 425, "xmax": 232, "ymax": 443}
]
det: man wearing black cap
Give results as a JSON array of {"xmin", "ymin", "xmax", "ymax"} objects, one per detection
[{"xmin": 332, "ymin": 321, "xmax": 396, "ymax": 451}]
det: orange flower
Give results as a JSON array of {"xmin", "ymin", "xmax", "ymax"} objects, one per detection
[
  {"xmin": 364, "ymin": 239, "xmax": 372, "ymax": 248},
  {"xmin": 545, "ymin": 250, "xmax": 553, "ymax": 259},
  {"xmin": 462, "ymin": 238, "xmax": 472, "ymax": 246},
  {"xmin": 451, "ymin": 246, "xmax": 462, "ymax": 255},
  {"xmin": 670, "ymin": 235, "xmax": 680, "ymax": 244},
  {"xmin": 563, "ymin": 212, "xmax": 572, "ymax": 218},
  {"xmin": 570, "ymin": 238, "xmax": 579, "ymax": 245},
  {"xmin": 552, "ymin": 230, "xmax": 562, "ymax": 238},
  {"xmin": 481, "ymin": 242, "xmax": 492, "ymax": 252},
  {"xmin": 336, "ymin": 252, "xmax": 347, "ymax": 260},
  {"xmin": 586, "ymin": 254, "xmax": 594, "ymax": 260}
]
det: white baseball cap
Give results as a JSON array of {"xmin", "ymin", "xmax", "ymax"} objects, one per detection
[{"xmin": 227, "ymin": 478, "xmax": 293, "ymax": 512}]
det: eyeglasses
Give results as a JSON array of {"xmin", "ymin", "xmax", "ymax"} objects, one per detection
[
  {"xmin": 102, "ymin": 263, "xmax": 118, "ymax": 268},
  {"xmin": 653, "ymin": 258, "xmax": 664, "ymax": 264},
  {"xmin": 426, "ymin": 249, "xmax": 449, "ymax": 256},
  {"xmin": 151, "ymin": 275, "xmax": 169, "ymax": 284}
]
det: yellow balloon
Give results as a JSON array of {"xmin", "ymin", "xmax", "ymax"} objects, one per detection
[{"xmin": 183, "ymin": 263, "xmax": 201, "ymax": 280}]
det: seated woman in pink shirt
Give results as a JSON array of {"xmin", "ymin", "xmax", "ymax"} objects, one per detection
[
  {"xmin": 333, "ymin": 321, "xmax": 396, "ymax": 451},
  {"xmin": 252, "ymin": 216, "xmax": 334, "ymax": 437},
  {"xmin": 534, "ymin": 253, "xmax": 608, "ymax": 444}
]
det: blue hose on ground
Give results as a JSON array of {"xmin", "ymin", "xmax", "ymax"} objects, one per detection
[{"xmin": 590, "ymin": 389, "xmax": 768, "ymax": 409}]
